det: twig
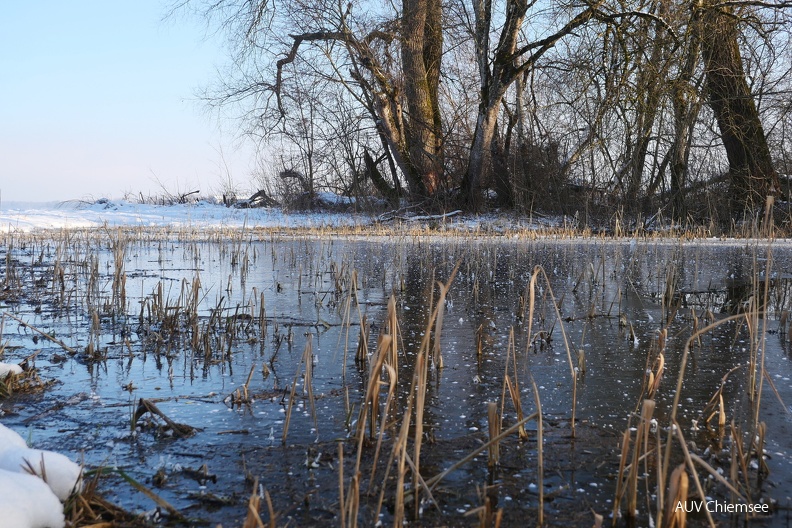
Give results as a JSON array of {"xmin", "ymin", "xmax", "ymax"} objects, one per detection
[{"xmin": 2, "ymin": 312, "xmax": 78, "ymax": 354}]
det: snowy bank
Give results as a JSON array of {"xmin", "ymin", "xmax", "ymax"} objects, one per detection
[
  {"xmin": 0, "ymin": 200, "xmax": 371, "ymax": 232},
  {"xmin": 0, "ymin": 423, "xmax": 81, "ymax": 528}
]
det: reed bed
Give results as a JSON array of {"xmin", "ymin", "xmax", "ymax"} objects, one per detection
[{"xmin": 0, "ymin": 225, "xmax": 790, "ymax": 527}]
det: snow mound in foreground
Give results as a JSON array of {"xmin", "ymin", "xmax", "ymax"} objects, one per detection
[
  {"xmin": 0, "ymin": 468, "xmax": 65, "ymax": 528},
  {"xmin": 0, "ymin": 423, "xmax": 82, "ymax": 527},
  {"xmin": 0, "ymin": 446, "xmax": 82, "ymax": 501}
]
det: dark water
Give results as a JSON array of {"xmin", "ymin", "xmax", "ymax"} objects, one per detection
[{"xmin": 2, "ymin": 233, "xmax": 792, "ymax": 526}]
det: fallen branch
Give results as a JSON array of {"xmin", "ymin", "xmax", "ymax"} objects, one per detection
[
  {"xmin": 378, "ymin": 210, "xmax": 462, "ymax": 223},
  {"xmin": 2, "ymin": 312, "xmax": 78, "ymax": 355},
  {"xmin": 133, "ymin": 398, "xmax": 196, "ymax": 438}
]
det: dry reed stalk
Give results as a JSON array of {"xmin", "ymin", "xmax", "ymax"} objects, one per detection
[
  {"xmin": 662, "ymin": 261, "xmax": 681, "ymax": 326},
  {"xmin": 524, "ymin": 266, "xmax": 577, "ymax": 437},
  {"xmin": 730, "ymin": 420, "xmax": 739, "ymax": 504},
  {"xmin": 385, "ymin": 295, "xmax": 399, "ymax": 378},
  {"xmin": 529, "ymin": 375, "xmax": 544, "ymax": 527},
  {"xmin": 476, "ymin": 324, "xmax": 484, "ymax": 358},
  {"xmin": 354, "ymin": 334, "xmax": 390, "ymax": 471},
  {"xmin": 264, "ymin": 488, "xmax": 276, "ymax": 528},
  {"xmin": 487, "ymin": 402, "xmax": 500, "ymax": 467},
  {"xmin": 663, "ymin": 464, "xmax": 689, "ymax": 528},
  {"xmin": 730, "ymin": 420, "xmax": 752, "ymax": 495},
  {"xmin": 662, "ymin": 313, "xmax": 745, "ymax": 505},
  {"xmin": 626, "ymin": 399, "xmax": 655, "ymax": 520},
  {"xmin": 691, "ymin": 308, "xmax": 702, "ymax": 347},
  {"xmin": 756, "ymin": 421, "xmax": 769, "ymax": 480},
  {"xmin": 432, "ymin": 262, "xmax": 460, "ymax": 369},
  {"xmin": 392, "ymin": 398, "xmax": 412, "ymax": 527},
  {"xmin": 368, "ymin": 335, "xmax": 390, "ymax": 441},
  {"xmin": 464, "ymin": 486, "xmax": 495, "ymax": 527},
  {"xmin": 500, "ymin": 327, "xmax": 528, "ymax": 440},
  {"xmin": 426, "ymin": 412, "xmax": 538, "ymax": 492},
  {"xmin": 303, "ymin": 335, "xmax": 317, "ymax": 430},
  {"xmin": 242, "ymin": 477, "xmax": 265, "ymax": 528},
  {"xmin": 369, "ymin": 364, "xmax": 397, "ymax": 488},
  {"xmin": 752, "ymin": 248, "xmax": 773, "ymax": 453},
  {"xmin": 611, "ymin": 427, "xmax": 631, "ymax": 525},
  {"xmin": 371, "ymin": 399, "xmax": 407, "ymax": 522},
  {"xmin": 345, "ymin": 472, "xmax": 360, "ymax": 528},
  {"xmin": 413, "ymin": 353, "xmax": 428, "ymax": 518},
  {"xmin": 653, "ymin": 421, "xmax": 664, "ymax": 528},
  {"xmin": 338, "ymin": 442, "xmax": 345, "ymax": 528},
  {"xmin": 672, "ymin": 421, "xmax": 715, "ymax": 526},
  {"xmin": 355, "ymin": 315, "xmax": 369, "ymax": 363},
  {"xmin": 281, "ymin": 360, "xmax": 301, "ymax": 444},
  {"xmin": 2, "ymin": 311, "xmax": 78, "ymax": 355},
  {"xmin": 647, "ymin": 351, "xmax": 664, "ymax": 399}
]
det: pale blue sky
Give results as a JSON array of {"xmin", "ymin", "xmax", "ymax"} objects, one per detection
[{"xmin": 0, "ymin": 1, "xmax": 254, "ymax": 203}]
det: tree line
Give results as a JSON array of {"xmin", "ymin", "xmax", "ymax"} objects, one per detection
[{"xmin": 181, "ymin": 0, "xmax": 792, "ymax": 223}]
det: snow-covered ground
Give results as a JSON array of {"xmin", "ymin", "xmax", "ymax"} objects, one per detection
[
  {"xmin": 0, "ymin": 423, "xmax": 81, "ymax": 528},
  {"xmin": 0, "ymin": 200, "xmax": 373, "ymax": 232},
  {"xmin": 2, "ymin": 198, "xmax": 788, "ymax": 242}
]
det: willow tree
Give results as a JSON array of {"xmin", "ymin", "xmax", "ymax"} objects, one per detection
[
  {"xmin": 700, "ymin": 1, "xmax": 781, "ymax": 212},
  {"xmin": 462, "ymin": 0, "xmax": 604, "ymax": 210},
  {"xmin": 402, "ymin": 0, "xmax": 444, "ymax": 195},
  {"xmin": 181, "ymin": 0, "xmax": 444, "ymax": 201}
]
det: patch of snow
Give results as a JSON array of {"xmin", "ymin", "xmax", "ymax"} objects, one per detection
[
  {"xmin": 0, "ymin": 362, "xmax": 23, "ymax": 378},
  {"xmin": 0, "ymin": 446, "xmax": 82, "ymax": 501},
  {"xmin": 0, "ymin": 468, "xmax": 65, "ymax": 528},
  {"xmin": 0, "ymin": 423, "xmax": 27, "ymax": 450},
  {"xmin": 0, "ymin": 200, "xmax": 370, "ymax": 232}
]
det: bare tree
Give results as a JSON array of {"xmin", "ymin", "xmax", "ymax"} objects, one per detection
[
  {"xmin": 461, "ymin": 0, "xmax": 604, "ymax": 210},
  {"xmin": 700, "ymin": 1, "xmax": 781, "ymax": 212}
]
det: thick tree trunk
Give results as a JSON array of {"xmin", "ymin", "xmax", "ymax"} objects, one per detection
[
  {"xmin": 402, "ymin": 0, "xmax": 444, "ymax": 197},
  {"xmin": 465, "ymin": 103, "xmax": 501, "ymax": 211},
  {"xmin": 701, "ymin": 5, "xmax": 780, "ymax": 213}
]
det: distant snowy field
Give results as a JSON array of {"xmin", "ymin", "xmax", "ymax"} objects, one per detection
[{"xmin": 0, "ymin": 199, "xmax": 373, "ymax": 232}]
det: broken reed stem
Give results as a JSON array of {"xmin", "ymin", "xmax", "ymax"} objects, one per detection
[
  {"xmin": 345, "ymin": 472, "xmax": 360, "ymax": 528},
  {"xmin": 612, "ymin": 428, "xmax": 631, "ymax": 525},
  {"xmin": 368, "ymin": 364, "xmax": 397, "ymax": 489},
  {"xmin": 264, "ymin": 489, "xmax": 276, "ymax": 528},
  {"xmin": 338, "ymin": 442, "xmax": 345, "ymax": 528},
  {"xmin": 2, "ymin": 311, "xmax": 78, "ymax": 354},
  {"xmin": 355, "ymin": 314, "xmax": 369, "ymax": 363},
  {"xmin": 303, "ymin": 335, "xmax": 317, "ymax": 430},
  {"xmin": 524, "ymin": 266, "xmax": 577, "ymax": 437},
  {"xmin": 501, "ymin": 327, "xmax": 528, "ymax": 440},
  {"xmin": 663, "ymin": 464, "xmax": 689, "ymax": 528},
  {"xmin": 687, "ymin": 451, "xmax": 746, "ymax": 501},
  {"xmin": 413, "ymin": 353, "xmax": 428, "ymax": 519},
  {"xmin": 432, "ymin": 262, "xmax": 460, "ymax": 369},
  {"xmin": 626, "ymin": 399, "xmax": 655, "ymax": 521},
  {"xmin": 753, "ymin": 246, "xmax": 772, "ymax": 442},
  {"xmin": 487, "ymin": 402, "xmax": 500, "ymax": 467},
  {"xmin": 426, "ymin": 412, "xmax": 538, "ymax": 491},
  {"xmin": 662, "ymin": 313, "xmax": 745, "ymax": 507},
  {"xmin": 354, "ymin": 334, "xmax": 391, "ymax": 472},
  {"xmin": 529, "ymin": 375, "xmax": 544, "ymax": 527},
  {"xmin": 392, "ymin": 385, "xmax": 414, "ymax": 527},
  {"xmin": 673, "ymin": 421, "xmax": 715, "ymax": 527},
  {"xmin": 385, "ymin": 295, "xmax": 399, "ymax": 381},
  {"xmin": 243, "ymin": 477, "xmax": 264, "ymax": 528},
  {"xmin": 282, "ymin": 360, "xmax": 301, "ymax": 445}
]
